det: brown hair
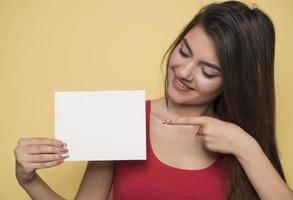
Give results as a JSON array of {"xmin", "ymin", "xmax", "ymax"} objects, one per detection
[{"xmin": 162, "ymin": 1, "xmax": 286, "ymax": 199}]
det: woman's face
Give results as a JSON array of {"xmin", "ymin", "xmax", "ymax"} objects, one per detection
[{"xmin": 167, "ymin": 26, "xmax": 223, "ymax": 105}]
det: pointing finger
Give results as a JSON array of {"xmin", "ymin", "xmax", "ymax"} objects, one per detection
[{"xmin": 162, "ymin": 117, "xmax": 207, "ymax": 126}]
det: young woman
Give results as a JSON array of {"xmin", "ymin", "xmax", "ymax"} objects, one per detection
[{"xmin": 14, "ymin": 1, "xmax": 293, "ymax": 199}]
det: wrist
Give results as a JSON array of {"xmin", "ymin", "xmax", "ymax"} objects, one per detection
[
  {"xmin": 16, "ymin": 168, "xmax": 36, "ymax": 186},
  {"xmin": 234, "ymin": 134, "xmax": 262, "ymax": 162},
  {"xmin": 18, "ymin": 173, "xmax": 40, "ymax": 193},
  {"xmin": 17, "ymin": 174, "xmax": 36, "ymax": 187}
]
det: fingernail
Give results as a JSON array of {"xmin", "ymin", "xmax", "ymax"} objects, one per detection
[
  {"xmin": 62, "ymin": 153, "xmax": 69, "ymax": 158},
  {"xmin": 162, "ymin": 119, "xmax": 170, "ymax": 124},
  {"xmin": 165, "ymin": 119, "xmax": 170, "ymax": 124},
  {"xmin": 62, "ymin": 143, "xmax": 67, "ymax": 147},
  {"xmin": 57, "ymin": 140, "xmax": 63, "ymax": 146},
  {"xmin": 58, "ymin": 160, "xmax": 64, "ymax": 165},
  {"xmin": 61, "ymin": 148, "xmax": 68, "ymax": 153}
]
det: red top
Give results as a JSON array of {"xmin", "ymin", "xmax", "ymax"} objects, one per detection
[{"xmin": 113, "ymin": 100, "xmax": 229, "ymax": 200}]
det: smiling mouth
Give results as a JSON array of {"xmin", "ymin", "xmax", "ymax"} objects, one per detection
[{"xmin": 173, "ymin": 76, "xmax": 195, "ymax": 91}]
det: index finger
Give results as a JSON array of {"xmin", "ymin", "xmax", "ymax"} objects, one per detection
[
  {"xmin": 17, "ymin": 137, "xmax": 63, "ymax": 147},
  {"xmin": 162, "ymin": 116, "xmax": 207, "ymax": 126}
]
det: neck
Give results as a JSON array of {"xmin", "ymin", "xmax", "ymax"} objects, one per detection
[{"xmin": 166, "ymin": 98, "xmax": 215, "ymax": 118}]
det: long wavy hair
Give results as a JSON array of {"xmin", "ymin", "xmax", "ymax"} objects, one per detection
[{"xmin": 162, "ymin": 1, "xmax": 286, "ymax": 199}]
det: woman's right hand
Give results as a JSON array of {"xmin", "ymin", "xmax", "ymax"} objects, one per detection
[{"xmin": 14, "ymin": 138, "xmax": 69, "ymax": 185}]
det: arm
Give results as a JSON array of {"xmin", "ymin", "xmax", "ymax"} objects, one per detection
[
  {"xmin": 19, "ymin": 173, "xmax": 65, "ymax": 200},
  {"xmin": 19, "ymin": 161, "xmax": 114, "ymax": 200},
  {"xmin": 75, "ymin": 161, "xmax": 114, "ymax": 200},
  {"xmin": 165, "ymin": 116, "xmax": 293, "ymax": 200},
  {"xmin": 15, "ymin": 138, "xmax": 67, "ymax": 200},
  {"xmin": 235, "ymin": 139, "xmax": 293, "ymax": 200},
  {"xmin": 15, "ymin": 138, "xmax": 114, "ymax": 200}
]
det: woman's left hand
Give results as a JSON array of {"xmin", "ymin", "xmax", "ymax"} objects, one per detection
[{"xmin": 162, "ymin": 116, "xmax": 258, "ymax": 158}]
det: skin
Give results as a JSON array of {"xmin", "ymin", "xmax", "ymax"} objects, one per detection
[
  {"xmin": 150, "ymin": 26, "xmax": 226, "ymax": 169},
  {"xmin": 167, "ymin": 26, "xmax": 223, "ymax": 107},
  {"xmin": 14, "ymin": 26, "xmax": 293, "ymax": 199}
]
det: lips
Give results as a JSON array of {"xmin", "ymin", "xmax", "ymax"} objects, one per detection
[{"xmin": 173, "ymin": 76, "xmax": 195, "ymax": 91}]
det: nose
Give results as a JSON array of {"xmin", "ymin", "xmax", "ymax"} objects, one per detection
[{"xmin": 176, "ymin": 61, "xmax": 195, "ymax": 82}]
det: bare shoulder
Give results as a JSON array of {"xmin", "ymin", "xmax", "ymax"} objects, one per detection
[{"xmin": 150, "ymin": 97, "xmax": 167, "ymax": 120}]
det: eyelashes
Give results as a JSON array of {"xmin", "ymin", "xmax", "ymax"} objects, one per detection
[
  {"xmin": 178, "ymin": 44, "xmax": 217, "ymax": 79},
  {"xmin": 201, "ymin": 69, "xmax": 217, "ymax": 79},
  {"xmin": 179, "ymin": 43, "xmax": 190, "ymax": 58}
]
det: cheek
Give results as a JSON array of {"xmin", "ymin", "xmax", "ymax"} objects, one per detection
[
  {"xmin": 169, "ymin": 48, "xmax": 182, "ymax": 67},
  {"xmin": 196, "ymin": 77, "xmax": 223, "ymax": 95},
  {"xmin": 167, "ymin": 51, "xmax": 178, "ymax": 82}
]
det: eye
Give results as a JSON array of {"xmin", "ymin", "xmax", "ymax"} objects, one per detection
[
  {"xmin": 201, "ymin": 67, "xmax": 218, "ymax": 79},
  {"xmin": 178, "ymin": 42, "xmax": 190, "ymax": 58}
]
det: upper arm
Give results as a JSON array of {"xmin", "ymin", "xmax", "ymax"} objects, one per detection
[{"xmin": 75, "ymin": 161, "xmax": 114, "ymax": 200}]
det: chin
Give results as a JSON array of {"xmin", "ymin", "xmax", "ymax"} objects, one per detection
[
  {"xmin": 167, "ymin": 87, "xmax": 216, "ymax": 107},
  {"xmin": 167, "ymin": 89, "xmax": 194, "ymax": 105}
]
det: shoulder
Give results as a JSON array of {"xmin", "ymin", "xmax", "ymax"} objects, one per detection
[{"xmin": 149, "ymin": 97, "xmax": 167, "ymax": 119}]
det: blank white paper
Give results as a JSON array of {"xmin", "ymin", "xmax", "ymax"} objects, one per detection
[{"xmin": 54, "ymin": 90, "xmax": 146, "ymax": 161}]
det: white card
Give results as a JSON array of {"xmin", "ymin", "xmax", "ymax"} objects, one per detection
[{"xmin": 54, "ymin": 90, "xmax": 146, "ymax": 161}]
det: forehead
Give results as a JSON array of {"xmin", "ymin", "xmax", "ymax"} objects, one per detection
[{"xmin": 184, "ymin": 26, "xmax": 220, "ymax": 66}]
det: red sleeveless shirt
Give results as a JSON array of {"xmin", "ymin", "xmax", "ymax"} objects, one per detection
[{"xmin": 113, "ymin": 100, "xmax": 229, "ymax": 200}]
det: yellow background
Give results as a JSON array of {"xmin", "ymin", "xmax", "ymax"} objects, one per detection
[{"xmin": 1, "ymin": 0, "xmax": 292, "ymax": 199}]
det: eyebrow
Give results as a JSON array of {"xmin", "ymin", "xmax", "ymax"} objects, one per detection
[
  {"xmin": 199, "ymin": 61, "xmax": 222, "ymax": 72},
  {"xmin": 182, "ymin": 37, "xmax": 221, "ymax": 72}
]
